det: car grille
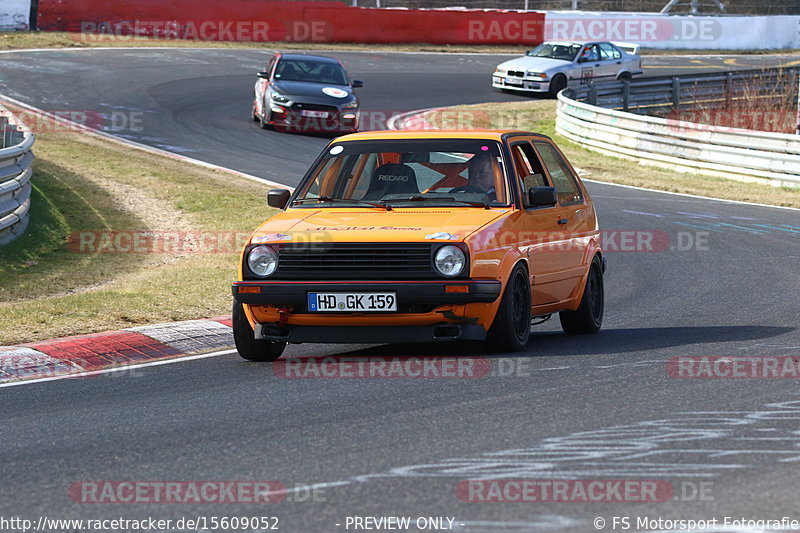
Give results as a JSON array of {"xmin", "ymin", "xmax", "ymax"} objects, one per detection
[
  {"xmin": 507, "ymin": 70, "xmax": 525, "ymax": 77},
  {"xmin": 274, "ymin": 243, "xmax": 434, "ymax": 280},
  {"xmin": 291, "ymin": 103, "xmax": 340, "ymax": 112}
]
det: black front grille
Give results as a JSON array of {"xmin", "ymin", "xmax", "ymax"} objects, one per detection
[
  {"xmin": 507, "ymin": 70, "xmax": 525, "ymax": 77},
  {"xmin": 291, "ymin": 103, "xmax": 339, "ymax": 112},
  {"xmin": 275, "ymin": 243, "xmax": 434, "ymax": 280}
]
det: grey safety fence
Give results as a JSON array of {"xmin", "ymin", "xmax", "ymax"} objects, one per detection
[
  {"xmin": 555, "ymin": 72, "xmax": 800, "ymax": 188},
  {"xmin": 0, "ymin": 105, "xmax": 35, "ymax": 246},
  {"xmin": 568, "ymin": 67, "xmax": 799, "ymax": 115}
]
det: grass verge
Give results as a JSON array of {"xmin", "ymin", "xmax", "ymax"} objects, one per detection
[
  {"xmin": 423, "ymin": 100, "xmax": 800, "ymax": 209},
  {"xmin": 0, "ymin": 121, "xmax": 274, "ymax": 345}
]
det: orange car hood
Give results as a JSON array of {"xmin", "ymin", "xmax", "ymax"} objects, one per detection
[{"xmin": 251, "ymin": 207, "xmax": 509, "ymax": 243}]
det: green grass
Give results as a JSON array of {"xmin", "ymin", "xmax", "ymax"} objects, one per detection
[{"xmin": 424, "ymin": 100, "xmax": 800, "ymax": 209}]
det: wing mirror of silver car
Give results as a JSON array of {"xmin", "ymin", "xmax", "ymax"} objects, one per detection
[
  {"xmin": 257, "ymin": 71, "xmax": 271, "ymax": 79},
  {"xmin": 268, "ymin": 189, "xmax": 291, "ymax": 209}
]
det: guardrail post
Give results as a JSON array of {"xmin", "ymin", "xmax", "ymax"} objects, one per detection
[
  {"xmin": 590, "ymin": 84, "xmax": 598, "ymax": 106},
  {"xmin": 622, "ymin": 79, "xmax": 630, "ymax": 112},
  {"xmin": 671, "ymin": 76, "xmax": 681, "ymax": 110},
  {"xmin": 726, "ymin": 71, "xmax": 733, "ymax": 109}
]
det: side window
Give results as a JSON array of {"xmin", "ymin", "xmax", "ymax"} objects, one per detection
[
  {"xmin": 534, "ymin": 142, "xmax": 583, "ymax": 205},
  {"xmin": 510, "ymin": 143, "xmax": 548, "ymax": 207},
  {"xmin": 599, "ymin": 43, "xmax": 621, "ymax": 60}
]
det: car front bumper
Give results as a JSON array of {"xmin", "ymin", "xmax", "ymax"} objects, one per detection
[
  {"xmin": 268, "ymin": 106, "xmax": 358, "ymax": 133},
  {"xmin": 232, "ymin": 280, "xmax": 502, "ymax": 343},
  {"xmin": 492, "ymin": 76, "xmax": 549, "ymax": 93},
  {"xmin": 232, "ymin": 280, "xmax": 502, "ymax": 307}
]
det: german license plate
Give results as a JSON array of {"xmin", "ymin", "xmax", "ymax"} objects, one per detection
[
  {"xmin": 308, "ymin": 292, "xmax": 397, "ymax": 312},
  {"xmin": 300, "ymin": 110, "xmax": 328, "ymax": 118},
  {"xmin": 505, "ymin": 78, "xmax": 523, "ymax": 87}
]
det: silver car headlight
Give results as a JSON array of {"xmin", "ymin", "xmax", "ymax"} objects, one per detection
[
  {"xmin": 271, "ymin": 92, "xmax": 289, "ymax": 103},
  {"xmin": 247, "ymin": 245, "xmax": 279, "ymax": 277},
  {"xmin": 434, "ymin": 245, "xmax": 466, "ymax": 278}
]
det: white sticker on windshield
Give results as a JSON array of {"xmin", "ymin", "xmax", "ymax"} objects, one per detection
[
  {"xmin": 322, "ymin": 87, "xmax": 348, "ymax": 98},
  {"xmin": 329, "ymin": 146, "xmax": 344, "ymax": 155}
]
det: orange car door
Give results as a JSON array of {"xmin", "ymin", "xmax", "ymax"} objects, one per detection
[
  {"xmin": 533, "ymin": 140, "xmax": 594, "ymax": 294},
  {"xmin": 507, "ymin": 140, "xmax": 574, "ymax": 305}
]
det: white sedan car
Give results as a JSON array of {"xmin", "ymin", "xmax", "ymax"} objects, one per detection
[{"xmin": 492, "ymin": 41, "xmax": 642, "ymax": 96}]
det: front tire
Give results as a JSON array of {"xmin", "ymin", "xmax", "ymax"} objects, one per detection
[
  {"xmin": 487, "ymin": 264, "xmax": 531, "ymax": 352},
  {"xmin": 232, "ymin": 301, "xmax": 286, "ymax": 361},
  {"xmin": 548, "ymin": 74, "xmax": 567, "ymax": 97},
  {"xmin": 559, "ymin": 255, "xmax": 604, "ymax": 334}
]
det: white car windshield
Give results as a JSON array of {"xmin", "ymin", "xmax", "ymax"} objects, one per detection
[{"xmin": 527, "ymin": 43, "xmax": 582, "ymax": 62}]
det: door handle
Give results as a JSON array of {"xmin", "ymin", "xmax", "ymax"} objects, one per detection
[
  {"xmin": 557, "ymin": 218, "xmax": 569, "ymax": 225},
  {"xmin": 616, "ymin": 61, "xmax": 622, "ymax": 64}
]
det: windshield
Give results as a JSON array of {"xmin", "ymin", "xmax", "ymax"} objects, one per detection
[
  {"xmin": 274, "ymin": 59, "xmax": 348, "ymax": 85},
  {"xmin": 293, "ymin": 139, "xmax": 511, "ymax": 208},
  {"xmin": 527, "ymin": 42, "xmax": 582, "ymax": 61}
]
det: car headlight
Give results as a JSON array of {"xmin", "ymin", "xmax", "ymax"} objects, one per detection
[
  {"xmin": 434, "ymin": 245, "xmax": 466, "ymax": 278},
  {"xmin": 247, "ymin": 245, "xmax": 279, "ymax": 277},
  {"xmin": 271, "ymin": 93, "xmax": 289, "ymax": 104},
  {"xmin": 527, "ymin": 72, "xmax": 548, "ymax": 79},
  {"xmin": 495, "ymin": 67, "xmax": 506, "ymax": 74},
  {"xmin": 341, "ymin": 99, "xmax": 358, "ymax": 109}
]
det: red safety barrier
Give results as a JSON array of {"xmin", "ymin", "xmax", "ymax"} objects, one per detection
[{"xmin": 36, "ymin": 0, "xmax": 544, "ymax": 45}]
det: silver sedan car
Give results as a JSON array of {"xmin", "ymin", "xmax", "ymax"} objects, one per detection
[{"xmin": 492, "ymin": 41, "xmax": 643, "ymax": 97}]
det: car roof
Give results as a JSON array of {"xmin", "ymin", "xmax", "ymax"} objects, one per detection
[
  {"xmin": 278, "ymin": 53, "xmax": 341, "ymax": 64},
  {"xmin": 332, "ymin": 130, "xmax": 552, "ymax": 143}
]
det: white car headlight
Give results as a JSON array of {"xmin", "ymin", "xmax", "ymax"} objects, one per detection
[
  {"xmin": 434, "ymin": 245, "xmax": 466, "ymax": 278},
  {"xmin": 526, "ymin": 72, "xmax": 548, "ymax": 79},
  {"xmin": 495, "ymin": 67, "xmax": 506, "ymax": 74},
  {"xmin": 247, "ymin": 245, "xmax": 279, "ymax": 277}
]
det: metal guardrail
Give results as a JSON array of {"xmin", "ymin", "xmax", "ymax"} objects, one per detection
[
  {"xmin": 0, "ymin": 106, "xmax": 35, "ymax": 246},
  {"xmin": 568, "ymin": 68, "xmax": 798, "ymax": 115},
  {"xmin": 556, "ymin": 69, "xmax": 800, "ymax": 188}
]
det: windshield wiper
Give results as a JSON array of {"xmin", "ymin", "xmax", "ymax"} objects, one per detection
[
  {"xmin": 382, "ymin": 195, "xmax": 490, "ymax": 209},
  {"xmin": 292, "ymin": 195, "xmax": 391, "ymax": 211}
]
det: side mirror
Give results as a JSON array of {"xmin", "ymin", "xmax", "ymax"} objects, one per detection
[
  {"xmin": 528, "ymin": 186, "xmax": 558, "ymax": 207},
  {"xmin": 257, "ymin": 71, "xmax": 270, "ymax": 79},
  {"xmin": 267, "ymin": 189, "xmax": 291, "ymax": 209},
  {"xmin": 352, "ymin": 80, "xmax": 364, "ymax": 88}
]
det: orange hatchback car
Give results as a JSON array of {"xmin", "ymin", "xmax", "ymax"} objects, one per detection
[{"xmin": 232, "ymin": 130, "xmax": 605, "ymax": 360}]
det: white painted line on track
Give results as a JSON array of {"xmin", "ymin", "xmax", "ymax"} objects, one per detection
[{"xmin": 0, "ymin": 349, "xmax": 237, "ymax": 389}]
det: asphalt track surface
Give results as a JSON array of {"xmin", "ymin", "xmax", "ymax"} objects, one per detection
[{"xmin": 1, "ymin": 49, "xmax": 800, "ymax": 532}]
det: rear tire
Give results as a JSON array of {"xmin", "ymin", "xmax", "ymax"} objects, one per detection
[
  {"xmin": 548, "ymin": 74, "xmax": 567, "ymax": 97},
  {"xmin": 232, "ymin": 301, "xmax": 286, "ymax": 361},
  {"xmin": 559, "ymin": 256, "xmax": 604, "ymax": 334},
  {"xmin": 487, "ymin": 264, "xmax": 531, "ymax": 352}
]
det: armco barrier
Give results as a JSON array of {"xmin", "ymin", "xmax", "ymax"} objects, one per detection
[
  {"xmin": 556, "ymin": 84, "xmax": 800, "ymax": 189},
  {"xmin": 0, "ymin": 106, "xmax": 35, "ymax": 246},
  {"xmin": 36, "ymin": 0, "xmax": 544, "ymax": 45}
]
